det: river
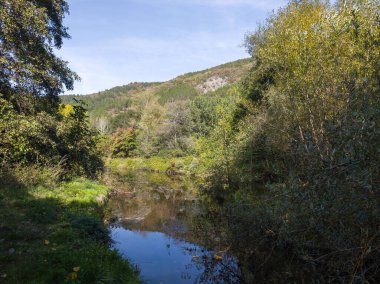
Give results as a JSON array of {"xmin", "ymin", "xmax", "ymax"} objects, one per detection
[{"xmin": 106, "ymin": 171, "xmax": 242, "ymax": 284}]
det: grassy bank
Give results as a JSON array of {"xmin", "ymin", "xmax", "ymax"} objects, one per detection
[
  {"xmin": 105, "ymin": 157, "xmax": 201, "ymax": 194},
  {"xmin": 107, "ymin": 156, "xmax": 198, "ymax": 174},
  {"xmin": 0, "ymin": 172, "xmax": 140, "ymax": 283}
]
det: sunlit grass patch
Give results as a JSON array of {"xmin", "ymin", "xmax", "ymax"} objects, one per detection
[{"xmin": 107, "ymin": 156, "xmax": 196, "ymax": 175}]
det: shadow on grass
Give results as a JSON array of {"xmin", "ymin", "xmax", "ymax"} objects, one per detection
[{"xmin": 0, "ymin": 171, "xmax": 140, "ymax": 283}]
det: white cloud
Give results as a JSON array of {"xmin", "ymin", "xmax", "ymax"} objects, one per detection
[
  {"xmin": 58, "ymin": 30, "xmax": 248, "ymax": 94},
  {"xmin": 58, "ymin": 0, "xmax": 289, "ymax": 94}
]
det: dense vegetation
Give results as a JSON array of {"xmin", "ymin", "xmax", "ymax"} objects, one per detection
[
  {"xmin": 63, "ymin": 0, "xmax": 379, "ymax": 282},
  {"xmin": 1, "ymin": 0, "xmax": 379, "ymax": 282},
  {"xmin": 0, "ymin": 0, "xmax": 102, "ymax": 177},
  {"xmin": 197, "ymin": 1, "xmax": 379, "ymax": 282},
  {"xmin": 0, "ymin": 172, "xmax": 139, "ymax": 283},
  {"xmin": 0, "ymin": 1, "xmax": 139, "ymax": 282},
  {"xmin": 62, "ymin": 59, "xmax": 252, "ymax": 135}
]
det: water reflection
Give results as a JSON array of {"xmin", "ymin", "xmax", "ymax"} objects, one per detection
[
  {"xmin": 112, "ymin": 228, "xmax": 202, "ymax": 283},
  {"xmin": 111, "ymin": 228, "xmax": 240, "ymax": 284},
  {"xmin": 107, "ymin": 172, "xmax": 241, "ymax": 284}
]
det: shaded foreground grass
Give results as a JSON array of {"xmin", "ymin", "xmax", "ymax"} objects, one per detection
[{"xmin": 0, "ymin": 175, "xmax": 140, "ymax": 283}]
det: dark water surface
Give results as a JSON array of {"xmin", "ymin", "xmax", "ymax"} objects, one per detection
[{"xmin": 107, "ymin": 172, "xmax": 240, "ymax": 284}]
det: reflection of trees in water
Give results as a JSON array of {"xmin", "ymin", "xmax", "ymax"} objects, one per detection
[
  {"xmin": 188, "ymin": 204, "xmax": 326, "ymax": 284},
  {"xmin": 182, "ymin": 246, "xmax": 242, "ymax": 284},
  {"xmin": 108, "ymin": 173, "xmax": 244, "ymax": 283},
  {"xmin": 195, "ymin": 254, "xmax": 242, "ymax": 284}
]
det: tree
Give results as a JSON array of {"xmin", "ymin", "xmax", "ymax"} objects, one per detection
[
  {"xmin": 137, "ymin": 98, "xmax": 166, "ymax": 156},
  {"xmin": 111, "ymin": 128, "xmax": 138, "ymax": 158},
  {"xmin": 0, "ymin": 1, "xmax": 103, "ymax": 177},
  {"xmin": 158, "ymin": 101, "xmax": 192, "ymax": 151},
  {"xmin": 57, "ymin": 103, "xmax": 103, "ymax": 177},
  {"xmin": 202, "ymin": 0, "xmax": 379, "ymax": 280},
  {"xmin": 0, "ymin": 0, "xmax": 78, "ymax": 103},
  {"xmin": 190, "ymin": 94, "xmax": 220, "ymax": 137},
  {"xmin": 95, "ymin": 116, "xmax": 110, "ymax": 134}
]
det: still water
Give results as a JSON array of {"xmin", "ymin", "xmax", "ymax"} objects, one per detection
[
  {"xmin": 111, "ymin": 229, "xmax": 212, "ymax": 283},
  {"xmin": 107, "ymin": 172, "xmax": 240, "ymax": 284}
]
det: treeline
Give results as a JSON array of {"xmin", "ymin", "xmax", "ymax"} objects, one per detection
[
  {"xmin": 61, "ymin": 59, "xmax": 252, "ymax": 152},
  {"xmin": 195, "ymin": 0, "xmax": 379, "ymax": 282},
  {"xmin": 90, "ymin": 84, "xmax": 235, "ymax": 162},
  {"xmin": 62, "ymin": 82, "xmax": 159, "ymax": 133}
]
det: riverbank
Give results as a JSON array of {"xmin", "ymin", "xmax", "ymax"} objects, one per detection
[
  {"xmin": 105, "ymin": 157, "xmax": 202, "ymax": 194},
  {"xmin": 0, "ymin": 171, "xmax": 140, "ymax": 283},
  {"xmin": 107, "ymin": 156, "xmax": 200, "ymax": 176}
]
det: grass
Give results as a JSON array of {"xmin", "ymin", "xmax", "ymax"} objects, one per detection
[
  {"xmin": 0, "ymin": 172, "xmax": 140, "ymax": 283},
  {"xmin": 107, "ymin": 156, "xmax": 198, "ymax": 175},
  {"xmin": 105, "ymin": 157, "xmax": 201, "ymax": 194}
]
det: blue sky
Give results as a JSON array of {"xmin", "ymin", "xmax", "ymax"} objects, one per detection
[{"xmin": 58, "ymin": 0, "xmax": 287, "ymax": 94}]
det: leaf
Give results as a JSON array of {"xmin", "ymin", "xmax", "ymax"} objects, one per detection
[
  {"xmin": 66, "ymin": 272, "xmax": 77, "ymax": 280},
  {"xmin": 213, "ymin": 255, "xmax": 223, "ymax": 261}
]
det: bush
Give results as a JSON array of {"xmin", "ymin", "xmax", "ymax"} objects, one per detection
[
  {"xmin": 111, "ymin": 128, "xmax": 138, "ymax": 158},
  {"xmin": 200, "ymin": 0, "xmax": 380, "ymax": 281},
  {"xmin": 0, "ymin": 96, "xmax": 103, "ymax": 178}
]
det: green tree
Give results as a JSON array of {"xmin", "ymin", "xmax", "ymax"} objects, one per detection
[
  {"xmin": 157, "ymin": 101, "xmax": 192, "ymax": 153},
  {"xmin": 190, "ymin": 94, "xmax": 221, "ymax": 137},
  {"xmin": 201, "ymin": 0, "xmax": 379, "ymax": 281},
  {"xmin": 0, "ymin": 0, "xmax": 78, "ymax": 104},
  {"xmin": 137, "ymin": 98, "xmax": 166, "ymax": 156},
  {"xmin": 0, "ymin": 0, "xmax": 103, "ymax": 177},
  {"xmin": 111, "ymin": 128, "xmax": 138, "ymax": 158},
  {"xmin": 56, "ymin": 103, "xmax": 104, "ymax": 177}
]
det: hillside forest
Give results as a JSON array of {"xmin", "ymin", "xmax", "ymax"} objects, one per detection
[{"xmin": 1, "ymin": 0, "xmax": 379, "ymax": 283}]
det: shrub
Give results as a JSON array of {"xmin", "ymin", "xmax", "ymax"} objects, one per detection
[
  {"xmin": 111, "ymin": 128, "xmax": 138, "ymax": 158},
  {"xmin": 0, "ymin": 97, "xmax": 103, "ymax": 178}
]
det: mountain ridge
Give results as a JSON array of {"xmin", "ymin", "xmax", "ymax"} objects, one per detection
[{"xmin": 62, "ymin": 58, "xmax": 252, "ymax": 132}]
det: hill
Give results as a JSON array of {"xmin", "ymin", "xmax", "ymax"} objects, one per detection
[{"xmin": 62, "ymin": 58, "xmax": 252, "ymax": 132}]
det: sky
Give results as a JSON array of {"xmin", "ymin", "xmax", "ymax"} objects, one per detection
[{"xmin": 58, "ymin": 0, "xmax": 287, "ymax": 95}]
